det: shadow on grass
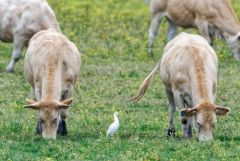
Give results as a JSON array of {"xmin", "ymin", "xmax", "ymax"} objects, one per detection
[
  {"xmin": 66, "ymin": 132, "xmax": 100, "ymax": 141},
  {"xmin": 118, "ymin": 131, "xmax": 187, "ymax": 142},
  {"xmin": 217, "ymin": 135, "xmax": 240, "ymax": 142}
]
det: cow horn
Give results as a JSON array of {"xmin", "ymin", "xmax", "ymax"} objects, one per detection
[
  {"xmin": 56, "ymin": 98, "xmax": 73, "ymax": 109},
  {"xmin": 24, "ymin": 99, "xmax": 41, "ymax": 110}
]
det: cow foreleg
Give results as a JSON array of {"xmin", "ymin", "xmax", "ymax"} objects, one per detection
[
  {"xmin": 36, "ymin": 115, "xmax": 42, "ymax": 134},
  {"xmin": 57, "ymin": 89, "xmax": 72, "ymax": 136},
  {"xmin": 182, "ymin": 117, "xmax": 192, "ymax": 138},
  {"xmin": 148, "ymin": 12, "xmax": 164, "ymax": 57},
  {"xmin": 174, "ymin": 91, "xmax": 193, "ymax": 138},
  {"xmin": 6, "ymin": 36, "xmax": 25, "ymax": 72},
  {"xmin": 196, "ymin": 20, "xmax": 213, "ymax": 45},
  {"xmin": 182, "ymin": 93, "xmax": 193, "ymax": 138},
  {"xmin": 57, "ymin": 119, "xmax": 67, "ymax": 136},
  {"xmin": 166, "ymin": 89, "xmax": 176, "ymax": 137},
  {"xmin": 33, "ymin": 87, "xmax": 42, "ymax": 134}
]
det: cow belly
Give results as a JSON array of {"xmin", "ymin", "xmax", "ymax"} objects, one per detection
[
  {"xmin": 167, "ymin": 13, "xmax": 195, "ymax": 28},
  {"xmin": 166, "ymin": 5, "xmax": 195, "ymax": 28}
]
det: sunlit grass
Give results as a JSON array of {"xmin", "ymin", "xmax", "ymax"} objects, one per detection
[{"xmin": 0, "ymin": 0, "xmax": 239, "ymax": 160}]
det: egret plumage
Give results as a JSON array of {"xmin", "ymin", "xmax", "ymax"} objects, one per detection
[{"xmin": 107, "ymin": 112, "xmax": 119, "ymax": 137}]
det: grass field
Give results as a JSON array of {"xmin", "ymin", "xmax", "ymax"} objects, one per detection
[{"xmin": 0, "ymin": 0, "xmax": 240, "ymax": 160}]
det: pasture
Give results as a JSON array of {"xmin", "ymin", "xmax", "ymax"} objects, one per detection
[{"xmin": 0, "ymin": 0, "xmax": 240, "ymax": 160}]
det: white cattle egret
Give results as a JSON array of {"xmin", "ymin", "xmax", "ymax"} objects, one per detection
[{"xmin": 107, "ymin": 112, "xmax": 119, "ymax": 137}]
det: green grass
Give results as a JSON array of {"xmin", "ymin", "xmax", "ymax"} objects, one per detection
[{"xmin": 0, "ymin": 0, "xmax": 240, "ymax": 160}]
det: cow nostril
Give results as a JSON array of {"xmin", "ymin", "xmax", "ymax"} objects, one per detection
[
  {"xmin": 181, "ymin": 118, "xmax": 188, "ymax": 124},
  {"xmin": 43, "ymin": 135, "xmax": 56, "ymax": 139}
]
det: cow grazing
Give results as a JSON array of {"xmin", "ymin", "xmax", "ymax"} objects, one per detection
[
  {"xmin": 0, "ymin": 0, "xmax": 60, "ymax": 72},
  {"xmin": 147, "ymin": 0, "xmax": 240, "ymax": 60},
  {"xmin": 24, "ymin": 29, "xmax": 80, "ymax": 139},
  {"xmin": 129, "ymin": 33, "xmax": 229, "ymax": 141}
]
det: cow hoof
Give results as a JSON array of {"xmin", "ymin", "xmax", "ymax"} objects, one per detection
[
  {"xmin": 148, "ymin": 51, "xmax": 154, "ymax": 58},
  {"xmin": 6, "ymin": 66, "xmax": 14, "ymax": 73},
  {"xmin": 57, "ymin": 120, "xmax": 67, "ymax": 136},
  {"xmin": 187, "ymin": 130, "xmax": 192, "ymax": 138},
  {"xmin": 181, "ymin": 135, "xmax": 191, "ymax": 139},
  {"xmin": 167, "ymin": 128, "xmax": 175, "ymax": 137},
  {"xmin": 182, "ymin": 132, "xmax": 192, "ymax": 139}
]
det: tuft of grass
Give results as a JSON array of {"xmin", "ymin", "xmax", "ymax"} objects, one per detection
[{"xmin": 0, "ymin": 0, "xmax": 240, "ymax": 160}]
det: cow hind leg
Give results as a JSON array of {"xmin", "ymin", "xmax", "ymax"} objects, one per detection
[
  {"xmin": 165, "ymin": 89, "xmax": 176, "ymax": 137},
  {"xmin": 148, "ymin": 12, "xmax": 164, "ymax": 57},
  {"xmin": 6, "ymin": 36, "xmax": 25, "ymax": 72},
  {"xmin": 167, "ymin": 20, "xmax": 177, "ymax": 41},
  {"xmin": 208, "ymin": 25, "xmax": 215, "ymax": 46}
]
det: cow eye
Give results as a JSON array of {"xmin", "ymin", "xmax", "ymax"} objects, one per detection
[
  {"xmin": 40, "ymin": 119, "xmax": 45, "ymax": 124},
  {"xmin": 52, "ymin": 118, "xmax": 58, "ymax": 124},
  {"xmin": 197, "ymin": 122, "xmax": 202, "ymax": 128}
]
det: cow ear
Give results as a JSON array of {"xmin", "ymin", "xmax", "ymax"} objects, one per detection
[
  {"xmin": 24, "ymin": 100, "xmax": 40, "ymax": 110},
  {"xmin": 180, "ymin": 108, "xmax": 197, "ymax": 117},
  {"xmin": 26, "ymin": 99, "xmax": 36, "ymax": 104},
  {"xmin": 215, "ymin": 106, "xmax": 230, "ymax": 116},
  {"xmin": 56, "ymin": 98, "xmax": 73, "ymax": 110},
  {"xmin": 237, "ymin": 35, "xmax": 240, "ymax": 41}
]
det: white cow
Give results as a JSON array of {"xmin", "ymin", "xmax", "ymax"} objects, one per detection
[
  {"xmin": 24, "ymin": 29, "xmax": 80, "ymax": 139},
  {"xmin": 130, "ymin": 33, "xmax": 229, "ymax": 141},
  {"xmin": 0, "ymin": 0, "xmax": 60, "ymax": 72},
  {"xmin": 147, "ymin": 0, "xmax": 240, "ymax": 60}
]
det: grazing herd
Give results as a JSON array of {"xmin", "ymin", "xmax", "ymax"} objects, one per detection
[
  {"xmin": 147, "ymin": 0, "xmax": 240, "ymax": 60},
  {"xmin": 0, "ymin": 0, "xmax": 239, "ymax": 141}
]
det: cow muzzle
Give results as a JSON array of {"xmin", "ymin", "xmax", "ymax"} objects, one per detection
[{"xmin": 42, "ymin": 130, "xmax": 57, "ymax": 139}]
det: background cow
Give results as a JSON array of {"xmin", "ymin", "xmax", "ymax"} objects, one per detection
[
  {"xmin": 24, "ymin": 29, "xmax": 80, "ymax": 139},
  {"xmin": 147, "ymin": 0, "xmax": 240, "ymax": 60},
  {"xmin": 130, "ymin": 33, "xmax": 229, "ymax": 141},
  {"xmin": 0, "ymin": 0, "xmax": 60, "ymax": 72}
]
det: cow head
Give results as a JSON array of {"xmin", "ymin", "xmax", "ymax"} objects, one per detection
[
  {"xmin": 25, "ymin": 98, "xmax": 73, "ymax": 139},
  {"xmin": 180, "ymin": 102, "xmax": 229, "ymax": 142},
  {"xmin": 227, "ymin": 32, "xmax": 240, "ymax": 60}
]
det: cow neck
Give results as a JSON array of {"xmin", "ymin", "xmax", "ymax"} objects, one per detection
[
  {"xmin": 189, "ymin": 50, "xmax": 214, "ymax": 106},
  {"xmin": 41, "ymin": 53, "xmax": 62, "ymax": 102},
  {"xmin": 216, "ymin": 3, "xmax": 240, "ymax": 36}
]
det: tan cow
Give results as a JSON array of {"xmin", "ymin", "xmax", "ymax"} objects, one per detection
[
  {"xmin": 0, "ymin": 0, "xmax": 60, "ymax": 72},
  {"xmin": 130, "ymin": 32, "xmax": 229, "ymax": 141},
  {"xmin": 147, "ymin": 0, "xmax": 240, "ymax": 60},
  {"xmin": 24, "ymin": 29, "xmax": 80, "ymax": 139}
]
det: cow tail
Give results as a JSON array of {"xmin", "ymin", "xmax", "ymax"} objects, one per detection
[{"xmin": 128, "ymin": 61, "xmax": 160, "ymax": 103}]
